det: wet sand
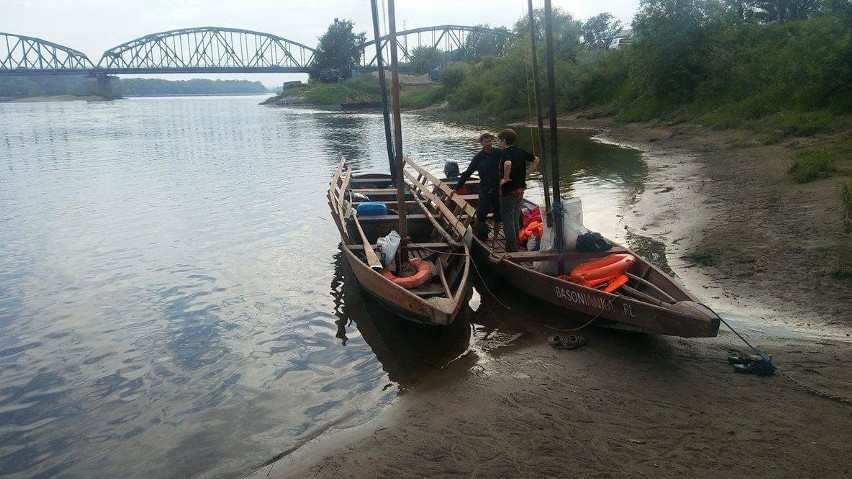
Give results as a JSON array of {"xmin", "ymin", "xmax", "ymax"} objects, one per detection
[{"xmin": 251, "ymin": 119, "xmax": 852, "ymax": 478}]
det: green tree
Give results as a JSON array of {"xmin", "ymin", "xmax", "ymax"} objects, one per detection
[
  {"xmin": 581, "ymin": 13, "xmax": 623, "ymax": 50},
  {"xmin": 825, "ymin": 0, "xmax": 852, "ymax": 19},
  {"xmin": 746, "ymin": 0, "xmax": 824, "ymax": 22},
  {"xmin": 631, "ymin": 0, "xmax": 722, "ymax": 102},
  {"xmin": 511, "ymin": 7, "xmax": 583, "ymax": 61},
  {"xmin": 439, "ymin": 63, "xmax": 470, "ymax": 92},
  {"xmin": 409, "ymin": 46, "xmax": 443, "ymax": 74},
  {"xmin": 312, "ymin": 18, "xmax": 366, "ymax": 79},
  {"xmin": 463, "ymin": 26, "xmax": 512, "ymax": 60}
]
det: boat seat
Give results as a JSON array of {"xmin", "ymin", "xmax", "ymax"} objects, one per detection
[{"xmin": 413, "ymin": 281, "xmax": 448, "ymax": 298}]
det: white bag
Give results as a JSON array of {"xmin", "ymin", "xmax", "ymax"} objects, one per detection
[
  {"xmin": 376, "ymin": 230, "xmax": 401, "ymax": 268},
  {"xmin": 534, "ymin": 198, "xmax": 587, "ymax": 275}
]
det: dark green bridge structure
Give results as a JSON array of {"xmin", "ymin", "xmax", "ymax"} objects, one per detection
[{"xmin": 0, "ymin": 25, "xmax": 509, "ymax": 77}]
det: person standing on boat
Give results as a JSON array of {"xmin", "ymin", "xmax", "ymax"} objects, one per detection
[
  {"xmin": 497, "ymin": 128, "xmax": 540, "ymax": 252},
  {"xmin": 455, "ymin": 132, "xmax": 502, "ymax": 239}
]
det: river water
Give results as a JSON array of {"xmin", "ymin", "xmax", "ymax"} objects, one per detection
[{"xmin": 0, "ymin": 96, "xmax": 647, "ymax": 477}]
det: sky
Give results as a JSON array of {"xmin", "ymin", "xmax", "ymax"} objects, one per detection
[{"xmin": 3, "ymin": 0, "xmax": 640, "ymax": 87}]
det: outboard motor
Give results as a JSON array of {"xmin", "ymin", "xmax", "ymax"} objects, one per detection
[{"xmin": 444, "ymin": 160, "xmax": 460, "ymax": 180}]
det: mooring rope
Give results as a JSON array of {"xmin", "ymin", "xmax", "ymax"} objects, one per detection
[{"xmin": 700, "ymin": 302, "xmax": 852, "ymax": 406}]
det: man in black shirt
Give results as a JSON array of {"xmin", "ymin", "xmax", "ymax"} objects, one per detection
[
  {"xmin": 455, "ymin": 132, "xmax": 502, "ymax": 239},
  {"xmin": 497, "ymin": 128, "xmax": 540, "ymax": 252}
]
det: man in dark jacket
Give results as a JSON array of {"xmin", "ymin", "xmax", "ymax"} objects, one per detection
[{"xmin": 455, "ymin": 132, "xmax": 502, "ymax": 239}]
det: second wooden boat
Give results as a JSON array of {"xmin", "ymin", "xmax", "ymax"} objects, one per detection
[{"xmin": 436, "ymin": 177, "xmax": 719, "ymax": 337}]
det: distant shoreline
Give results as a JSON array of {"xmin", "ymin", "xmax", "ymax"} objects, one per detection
[{"xmin": 3, "ymin": 93, "xmax": 272, "ymax": 103}]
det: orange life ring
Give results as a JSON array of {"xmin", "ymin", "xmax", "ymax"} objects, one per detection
[
  {"xmin": 381, "ymin": 258, "xmax": 434, "ymax": 289},
  {"xmin": 568, "ymin": 254, "xmax": 635, "ymax": 283}
]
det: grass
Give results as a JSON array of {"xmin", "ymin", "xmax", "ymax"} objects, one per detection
[
  {"xmin": 842, "ymin": 180, "xmax": 852, "ymax": 231},
  {"xmin": 787, "ymin": 149, "xmax": 838, "ymax": 183},
  {"xmin": 400, "ymin": 86, "xmax": 445, "ymax": 109},
  {"xmin": 685, "ymin": 249, "xmax": 721, "ymax": 267}
]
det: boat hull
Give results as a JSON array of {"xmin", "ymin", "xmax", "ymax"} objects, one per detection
[
  {"xmin": 473, "ymin": 239, "xmax": 719, "ymax": 337},
  {"xmin": 439, "ymin": 176, "xmax": 718, "ymax": 337},
  {"xmin": 342, "ymin": 244, "xmax": 467, "ymax": 326}
]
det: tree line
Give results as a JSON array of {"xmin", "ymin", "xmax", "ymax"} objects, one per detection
[
  {"xmin": 0, "ymin": 76, "xmax": 268, "ymax": 98},
  {"xmin": 311, "ymin": 1, "xmax": 850, "ymax": 134},
  {"xmin": 427, "ymin": 0, "xmax": 851, "ymax": 130}
]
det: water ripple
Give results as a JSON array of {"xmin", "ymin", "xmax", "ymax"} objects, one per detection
[{"xmin": 0, "ymin": 96, "xmax": 645, "ymax": 478}]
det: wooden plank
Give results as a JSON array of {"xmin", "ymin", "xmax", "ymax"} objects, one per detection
[
  {"xmin": 353, "ymin": 187, "xmax": 403, "ymax": 194},
  {"xmin": 625, "ymin": 272, "xmax": 677, "ymax": 303},
  {"xmin": 351, "ymin": 200, "xmax": 418, "ymax": 207},
  {"xmin": 329, "ymin": 157, "xmax": 345, "ymax": 188},
  {"xmin": 621, "ymin": 285, "xmax": 666, "ymax": 306},
  {"xmin": 328, "ymin": 158, "xmax": 346, "ymax": 209},
  {"xmin": 338, "ymin": 168, "xmax": 352, "ymax": 199},
  {"xmin": 355, "ymin": 213, "xmax": 428, "ymax": 222},
  {"xmin": 329, "ymin": 166, "xmax": 351, "ymax": 224},
  {"xmin": 409, "ymin": 187, "xmax": 459, "ymax": 246},
  {"xmin": 402, "ymin": 168, "xmax": 467, "ymax": 238},
  {"xmin": 351, "ymin": 211, "xmax": 383, "ymax": 270},
  {"xmin": 405, "ymin": 158, "xmax": 477, "ymax": 218},
  {"xmin": 501, "ymin": 250, "xmax": 564, "ymax": 262},
  {"xmin": 435, "ymin": 257, "xmax": 452, "ymax": 299}
]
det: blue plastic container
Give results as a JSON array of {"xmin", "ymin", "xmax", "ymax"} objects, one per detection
[{"xmin": 356, "ymin": 201, "xmax": 388, "ymax": 216}]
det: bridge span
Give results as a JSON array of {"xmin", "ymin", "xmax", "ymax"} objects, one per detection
[{"xmin": 1, "ymin": 25, "xmax": 509, "ymax": 77}]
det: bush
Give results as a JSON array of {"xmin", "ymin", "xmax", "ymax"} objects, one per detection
[
  {"xmin": 401, "ymin": 86, "xmax": 446, "ymax": 109},
  {"xmin": 439, "ymin": 64, "xmax": 470, "ymax": 92}
]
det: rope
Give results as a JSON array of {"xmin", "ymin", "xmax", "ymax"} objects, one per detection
[
  {"xmin": 700, "ymin": 302, "xmax": 852, "ymax": 407},
  {"xmin": 543, "ymin": 308, "xmax": 602, "ymax": 332}
]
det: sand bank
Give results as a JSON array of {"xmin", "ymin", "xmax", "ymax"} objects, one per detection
[{"xmin": 250, "ymin": 119, "xmax": 852, "ymax": 479}]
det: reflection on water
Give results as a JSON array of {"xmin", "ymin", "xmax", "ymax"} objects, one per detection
[
  {"xmin": 315, "ymin": 113, "xmax": 371, "ymax": 163},
  {"xmin": 331, "ymin": 251, "xmax": 473, "ymax": 388},
  {"xmin": 510, "ymin": 127, "xmax": 646, "ymax": 237},
  {"xmin": 0, "ymin": 97, "xmax": 649, "ymax": 477}
]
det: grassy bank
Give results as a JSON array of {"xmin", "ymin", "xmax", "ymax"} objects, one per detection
[{"xmin": 262, "ymin": 75, "xmax": 382, "ymax": 107}]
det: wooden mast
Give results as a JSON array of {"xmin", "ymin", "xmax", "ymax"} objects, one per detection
[
  {"xmin": 387, "ymin": 0, "xmax": 408, "ymax": 245},
  {"xmin": 526, "ymin": 0, "xmax": 551, "ymax": 218},
  {"xmin": 543, "ymin": 0, "xmax": 565, "ymax": 274},
  {"xmin": 369, "ymin": 0, "xmax": 395, "ymax": 183}
]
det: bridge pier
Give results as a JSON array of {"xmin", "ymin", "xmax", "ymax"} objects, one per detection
[{"xmin": 85, "ymin": 74, "xmax": 120, "ymax": 99}]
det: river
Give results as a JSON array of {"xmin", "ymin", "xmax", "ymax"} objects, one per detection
[{"xmin": 0, "ymin": 96, "xmax": 648, "ymax": 477}]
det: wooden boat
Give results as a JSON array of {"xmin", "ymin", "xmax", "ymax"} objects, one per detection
[
  {"xmin": 327, "ymin": 157, "xmax": 473, "ymax": 326},
  {"xmin": 435, "ymin": 177, "xmax": 719, "ymax": 337}
]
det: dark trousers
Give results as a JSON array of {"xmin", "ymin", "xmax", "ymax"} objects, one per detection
[
  {"xmin": 475, "ymin": 185, "xmax": 500, "ymax": 235},
  {"xmin": 499, "ymin": 193, "xmax": 522, "ymax": 252}
]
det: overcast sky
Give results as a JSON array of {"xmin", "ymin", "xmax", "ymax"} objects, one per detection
[{"xmin": 3, "ymin": 0, "xmax": 640, "ymax": 86}]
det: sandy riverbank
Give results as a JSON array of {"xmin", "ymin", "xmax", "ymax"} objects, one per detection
[{"xmin": 250, "ymin": 119, "xmax": 852, "ymax": 479}]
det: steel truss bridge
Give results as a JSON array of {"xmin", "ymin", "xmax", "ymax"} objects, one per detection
[
  {"xmin": 357, "ymin": 25, "xmax": 509, "ymax": 68},
  {"xmin": 0, "ymin": 25, "xmax": 508, "ymax": 76}
]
